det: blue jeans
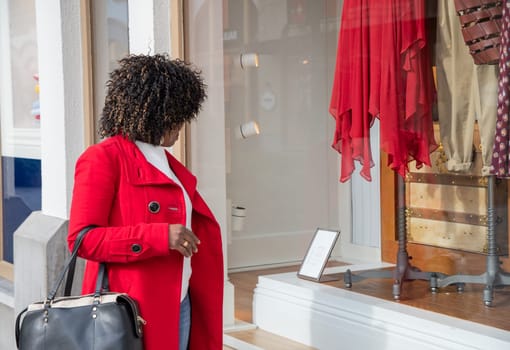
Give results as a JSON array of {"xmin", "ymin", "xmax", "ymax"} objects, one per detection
[{"xmin": 179, "ymin": 293, "xmax": 191, "ymax": 350}]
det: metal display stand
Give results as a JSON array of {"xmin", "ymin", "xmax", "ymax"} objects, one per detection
[
  {"xmin": 344, "ymin": 175, "xmax": 446, "ymax": 300},
  {"xmin": 430, "ymin": 175, "xmax": 510, "ymax": 306}
]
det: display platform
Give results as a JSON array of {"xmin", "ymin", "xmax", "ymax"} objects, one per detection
[{"xmin": 253, "ymin": 263, "xmax": 510, "ymax": 350}]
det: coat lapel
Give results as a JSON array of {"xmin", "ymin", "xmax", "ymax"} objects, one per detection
[
  {"xmin": 115, "ymin": 136, "xmax": 198, "ymax": 199},
  {"xmin": 165, "ymin": 152, "xmax": 197, "ymax": 199},
  {"xmin": 116, "ymin": 136, "xmax": 176, "ymax": 186}
]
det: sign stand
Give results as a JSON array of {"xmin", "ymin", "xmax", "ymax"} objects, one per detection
[{"xmin": 297, "ymin": 228, "xmax": 341, "ymax": 282}]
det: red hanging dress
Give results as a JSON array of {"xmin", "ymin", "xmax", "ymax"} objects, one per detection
[
  {"xmin": 330, "ymin": 0, "xmax": 437, "ymax": 181},
  {"xmin": 329, "ymin": 0, "xmax": 374, "ymax": 182},
  {"xmin": 378, "ymin": 0, "xmax": 437, "ymax": 177}
]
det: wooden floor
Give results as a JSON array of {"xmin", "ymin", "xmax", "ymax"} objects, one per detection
[
  {"xmin": 224, "ymin": 264, "xmax": 319, "ymax": 349},
  {"xmin": 224, "ymin": 262, "xmax": 510, "ymax": 349}
]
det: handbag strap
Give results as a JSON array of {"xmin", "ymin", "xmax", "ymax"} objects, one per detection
[
  {"xmin": 94, "ymin": 262, "xmax": 110, "ymax": 297},
  {"xmin": 48, "ymin": 226, "xmax": 96, "ymax": 300},
  {"xmin": 16, "ymin": 226, "xmax": 96, "ymax": 349},
  {"xmin": 15, "ymin": 306, "xmax": 27, "ymax": 348},
  {"xmin": 16, "ymin": 226, "xmax": 111, "ymax": 348}
]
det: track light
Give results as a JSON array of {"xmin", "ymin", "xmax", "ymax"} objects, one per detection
[
  {"xmin": 240, "ymin": 53, "xmax": 259, "ymax": 69},
  {"xmin": 236, "ymin": 121, "xmax": 260, "ymax": 139}
]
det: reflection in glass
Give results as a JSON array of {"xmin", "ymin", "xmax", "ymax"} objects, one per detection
[
  {"xmin": 9, "ymin": 0, "xmax": 39, "ymax": 129},
  {"xmin": 91, "ymin": 0, "xmax": 129, "ymax": 140},
  {"xmin": 2, "ymin": 157, "xmax": 41, "ymax": 263},
  {"xmin": 222, "ymin": 0, "xmax": 341, "ymax": 265},
  {"xmin": 1, "ymin": 0, "xmax": 42, "ymax": 265}
]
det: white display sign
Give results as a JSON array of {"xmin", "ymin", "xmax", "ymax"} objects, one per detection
[{"xmin": 298, "ymin": 228, "xmax": 340, "ymax": 282}]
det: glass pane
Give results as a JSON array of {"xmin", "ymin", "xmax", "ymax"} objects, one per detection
[
  {"xmin": 91, "ymin": 0, "xmax": 129, "ymax": 140},
  {"xmin": 225, "ymin": 0, "xmax": 340, "ymax": 235},
  {"xmin": 1, "ymin": 0, "xmax": 41, "ymax": 265},
  {"xmin": 2, "ymin": 156, "xmax": 41, "ymax": 263},
  {"xmin": 186, "ymin": 0, "xmax": 381, "ymax": 267},
  {"xmin": 9, "ymin": 0, "xmax": 40, "ymax": 129}
]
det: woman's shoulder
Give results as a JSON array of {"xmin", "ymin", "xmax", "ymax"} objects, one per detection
[
  {"xmin": 87, "ymin": 135, "xmax": 134, "ymax": 152},
  {"xmin": 79, "ymin": 135, "xmax": 133, "ymax": 163}
]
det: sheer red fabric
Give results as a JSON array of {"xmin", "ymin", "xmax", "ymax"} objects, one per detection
[
  {"xmin": 379, "ymin": 0, "xmax": 437, "ymax": 177},
  {"xmin": 329, "ymin": 0, "xmax": 437, "ymax": 182},
  {"xmin": 329, "ymin": 0, "xmax": 374, "ymax": 182}
]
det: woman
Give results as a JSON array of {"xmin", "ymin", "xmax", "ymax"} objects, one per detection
[{"xmin": 68, "ymin": 54, "xmax": 224, "ymax": 350}]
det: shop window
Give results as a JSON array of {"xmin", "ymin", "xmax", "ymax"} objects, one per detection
[
  {"xmin": 90, "ymin": 0, "xmax": 129, "ymax": 143},
  {"xmin": 186, "ymin": 0, "xmax": 368, "ymax": 268},
  {"xmin": 0, "ymin": 0, "xmax": 41, "ymax": 279}
]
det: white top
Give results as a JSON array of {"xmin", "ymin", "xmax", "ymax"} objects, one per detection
[{"xmin": 135, "ymin": 141, "xmax": 192, "ymax": 301}]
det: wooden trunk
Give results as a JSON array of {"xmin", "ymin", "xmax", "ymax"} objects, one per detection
[{"xmin": 406, "ymin": 125, "xmax": 508, "ymax": 255}]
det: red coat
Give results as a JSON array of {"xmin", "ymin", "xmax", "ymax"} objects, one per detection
[{"xmin": 68, "ymin": 135, "xmax": 224, "ymax": 349}]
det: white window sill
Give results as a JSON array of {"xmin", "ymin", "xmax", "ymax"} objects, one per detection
[{"xmin": 0, "ymin": 277, "xmax": 14, "ymax": 307}]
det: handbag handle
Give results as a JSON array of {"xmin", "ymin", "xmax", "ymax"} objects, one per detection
[
  {"xmin": 48, "ymin": 226, "xmax": 97, "ymax": 301},
  {"xmin": 16, "ymin": 226, "xmax": 112, "ymax": 349}
]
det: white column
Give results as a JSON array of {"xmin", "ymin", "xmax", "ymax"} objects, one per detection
[
  {"xmin": 338, "ymin": 120, "xmax": 382, "ymax": 263},
  {"xmin": 128, "ymin": 0, "xmax": 154, "ymax": 54},
  {"xmin": 128, "ymin": 0, "xmax": 170, "ymax": 54},
  {"xmin": 351, "ymin": 120, "xmax": 381, "ymax": 247},
  {"xmin": 35, "ymin": 0, "xmax": 85, "ymax": 219},
  {"xmin": 153, "ymin": 0, "xmax": 171, "ymax": 54}
]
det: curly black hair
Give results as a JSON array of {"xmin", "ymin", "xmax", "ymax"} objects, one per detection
[{"xmin": 99, "ymin": 54, "xmax": 207, "ymax": 144}]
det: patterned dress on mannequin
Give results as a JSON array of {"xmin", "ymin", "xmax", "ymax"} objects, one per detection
[{"xmin": 491, "ymin": 1, "xmax": 510, "ymax": 177}]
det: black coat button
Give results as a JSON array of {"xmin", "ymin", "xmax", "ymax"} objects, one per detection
[
  {"xmin": 131, "ymin": 244, "xmax": 142, "ymax": 253},
  {"xmin": 148, "ymin": 201, "xmax": 160, "ymax": 213}
]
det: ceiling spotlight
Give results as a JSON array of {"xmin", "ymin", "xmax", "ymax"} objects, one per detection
[
  {"xmin": 240, "ymin": 53, "xmax": 259, "ymax": 69},
  {"xmin": 236, "ymin": 121, "xmax": 260, "ymax": 139}
]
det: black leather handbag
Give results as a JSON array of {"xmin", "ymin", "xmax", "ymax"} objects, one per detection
[{"xmin": 15, "ymin": 227, "xmax": 145, "ymax": 349}]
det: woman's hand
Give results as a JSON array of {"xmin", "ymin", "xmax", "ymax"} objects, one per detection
[{"xmin": 168, "ymin": 224, "xmax": 200, "ymax": 257}]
